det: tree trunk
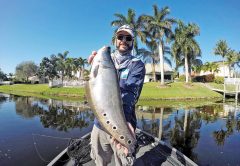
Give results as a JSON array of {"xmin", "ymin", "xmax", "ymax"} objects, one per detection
[
  {"xmin": 228, "ymin": 65, "xmax": 231, "ymax": 78},
  {"xmin": 184, "ymin": 110, "xmax": 188, "ymax": 132},
  {"xmin": 61, "ymin": 71, "xmax": 64, "ymax": 86},
  {"xmin": 81, "ymin": 67, "xmax": 85, "ymax": 80},
  {"xmin": 188, "ymin": 63, "xmax": 192, "ymax": 82},
  {"xmin": 49, "ymin": 79, "xmax": 53, "ymax": 88},
  {"xmin": 158, "ymin": 107, "xmax": 164, "ymax": 140},
  {"xmin": 159, "ymin": 41, "xmax": 164, "ymax": 85},
  {"xmin": 152, "ymin": 59, "xmax": 156, "ymax": 82},
  {"xmin": 185, "ymin": 54, "xmax": 189, "ymax": 83}
]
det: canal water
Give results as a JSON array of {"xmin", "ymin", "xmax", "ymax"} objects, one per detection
[{"xmin": 0, "ymin": 93, "xmax": 239, "ymax": 166}]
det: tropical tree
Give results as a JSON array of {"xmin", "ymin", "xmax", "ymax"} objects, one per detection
[
  {"xmin": 15, "ymin": 61, "xmax": 38, "ymax": 82},
  {"xmin": 0, "ymin": 68, "xmax": 7, "ymax": 81},
  {"xmin": 78, "ymin": 57, "xmax": 88, "ymax": 80},
  {"xmin": 56, "ymin": 51, "xmax": 69, "ymax": 83},
  {"xmin": 140, "ymin": 5, "xmax": 176, "ymax": 85},
  {"xmin": 225, "ymin": 49, "xmax": 239, "ymax": 78},
  {"xmin": 8, "ymin": 73, "xmax": 14, "ymax": 81},
  {"xmin": 139, "ymin": 37, "xmax": 172, "ymax": 82},
  {"xmin": 65, "ymin": 57, "xmax": 75, "ymax": 79},
  {"xmin": 71, "ymin": 58, "xmax": 81, "ymax": 79},
  {"xmin": 191, "ymin": 65, "xmax": 202, "ymax": 76},
  {"xmin": 172, "ymin": 20, "xmax": 201, "ymax": 83},
  {"xmin": 38, "ymin": 55, "xmax": 59, "ymax": 82},
  {"xmin": 202, "ymin": 62, "xmax": 220, "ymax": 75},
  {"xmin": 111, "ymin": 8, "xmax": 145, "ymax": 53},
  {"xmin": 138, "ymin": 36, "xmax": 159, "ymax": 81},
  {"xmin": 214, "ymin": 40, "xmax": 229, "ymax": 77}
]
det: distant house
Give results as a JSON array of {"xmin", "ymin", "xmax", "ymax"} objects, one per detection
[
  {"xmin": 199, "ymin": 61, "xmax": 234, "ymax": 77},
  {"xmin": 28, "ymin": 76, "xmax": 48, "ymax": 84},
  {"xmin": 144, "ymin": 63, "xmax": 173, "ymax": 83}
]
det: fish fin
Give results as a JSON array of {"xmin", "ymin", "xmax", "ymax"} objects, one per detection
[
  {"xmin": 85, "ymin": 81, "xmax": 95, "ymax": 111},
  {"xmin": 93, "ymin": 65, "xmax": 99, "ymax": 78}
]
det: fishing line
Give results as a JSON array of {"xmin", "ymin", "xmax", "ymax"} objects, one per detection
[
  {"xmin": 32, "ymin": 133, "xmax": 72, "ymax": 140},
  {"xmin": 32, "ymin": 133, "xmax": 73, "ymax": 163}
]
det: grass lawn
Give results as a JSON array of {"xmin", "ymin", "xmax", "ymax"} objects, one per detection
[
  {"xmin": 206, "ymin": 82, "xmax": 224, "ymax": 90},
  {"xmin": 0, "ymin": 84, "xmax": 85, "ymax": 100},
  {"xmin": 140, "ymin": 82, "xmax": 223, "ymax": 100},
  {"xmin": 0, "ymin": 82, "xmax": 223, "ymax": 101}
]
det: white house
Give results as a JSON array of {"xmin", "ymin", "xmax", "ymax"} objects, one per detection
[
  {"xmin": 199, "ymin": 61, "xmax": 234, "ymax": 78},
  {"xmin": 144, "ymin": 63, "xmax": 173, "ymax": 83}
]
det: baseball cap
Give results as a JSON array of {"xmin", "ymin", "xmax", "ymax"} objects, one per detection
[{"xmin": 116, "ymin": 25, "xmax": 134, "ymax": 38}]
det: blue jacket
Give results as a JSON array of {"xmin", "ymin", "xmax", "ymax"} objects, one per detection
[{"xmin": 94, "ymin": 57, "xmax": 145, "ymax": 130}]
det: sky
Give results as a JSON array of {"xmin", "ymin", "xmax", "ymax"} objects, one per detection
[{"xmin": 0, "ymin": 0, "xmax": 240, "ymax": 74}]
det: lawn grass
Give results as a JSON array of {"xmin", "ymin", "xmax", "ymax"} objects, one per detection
[
  {"xmin": 137, "ymin": 98, "xmax": 222, "ymax": 108},
  {"xmin": 206, "ymin": 82, "xmax": 237, "ymax": 91},
  {"xmin": 0, "ymin": 82, "xmax": 223, "ymax": 102},
  {"xmin": 206, "ymin": 82, "xmax": 224, "ymax": 90},
  {"xmin": 0, "ymin": 84, "xmax": 85, "ymax": 101},
  {"xmin": 140, "ymin": 82, "xmax": 223, "ymax": 100}
]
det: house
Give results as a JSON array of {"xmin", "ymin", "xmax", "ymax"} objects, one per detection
[
  {"xmin": 28, "ymin": 76, "xmax": 48, "ymax": 84},
  {"xmin": 144, "ymin": 63, "xmax": 174, "ymax": 83},
  {"xmin": 199, "ymin": 61, "xmax": 234, "ymax": 77}
]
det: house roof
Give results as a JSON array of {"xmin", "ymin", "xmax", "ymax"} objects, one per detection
[{"xmin": 145, "ymin": 63, "xmax": 173, "ymax": 74}]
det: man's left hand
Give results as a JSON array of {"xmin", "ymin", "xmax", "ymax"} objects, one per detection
[{"xmin": 110, "ymin": 122, "xmax": 135, "ymax": 156}]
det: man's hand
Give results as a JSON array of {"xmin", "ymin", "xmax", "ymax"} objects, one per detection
[
  {"xmin": 88, "ymin": 51, "xmax": 97, "ymax": 64},
  {"xmin": 110, "ymin": 122, "xmax": 135, "ymax": 156}
]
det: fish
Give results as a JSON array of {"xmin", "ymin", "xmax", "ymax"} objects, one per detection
[{"xmin": 86, "ymin": 46, "xmax": 136, "ymax": 153}]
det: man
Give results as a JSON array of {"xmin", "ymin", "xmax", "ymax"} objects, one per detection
[{"xmin": 88, "ymin": 25, "xmax": 145, "ymax": 166}]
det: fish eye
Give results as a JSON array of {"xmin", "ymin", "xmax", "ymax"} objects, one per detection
[
  {"xmin": 127, "ymin": 140, "xmax": 132, "ymax": 144},
  {"xmin": 103, "ymin": 113, "xmax": 107, "ymax": 117},
  {"xmin": 112, "ymin": 126, "xmax": 117, "ymax": 130},
  {"xmin": 120, "ymin": 136, "xmax": 125, "ymax": 140},
  {"xmin": 106, "ymin": 120, "xmax": 110, "ymax": 124}
]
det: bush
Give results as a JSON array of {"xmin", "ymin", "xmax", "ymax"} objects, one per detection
[
  {"xmin": 192, "ymin": 75, "xmax": 205, "ymax": 82},
  {"xmin": 214, "ymin": 76, "xmax": 224, "ymax": 84},
  {"xmin": 192, "ymin": 74, "xmax": 215, "ymax": 83},
  {"xmin": 204, "ymin": 74, "xmax": 215, "ymax": 82},
  {"xmin": 178, "ymin": 75, "xmax": 185, "ymax": 82}
]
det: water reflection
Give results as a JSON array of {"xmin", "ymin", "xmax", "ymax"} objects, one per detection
[
  {"xmin": 9, "ymin": 95, "xmax": 94, "ymax": 131},
  {"xmin": 212, "ymin": 105, "xmax": 240, "ymax": 146},
  {"xmin": 169, "ymin": 110, "xmax": 201, "ymax": 162},
  {"xmin": 0, "ymin": 93, "xmax": 8, "ymax": 108},
  {"xmin": 1, "ymin": 93, "xmax": 240, "ymax": 165},
  {"xmin": 136, "ymin": 104, "xmax": 240, "ymax": 164},
  {"xmin": 0, "ymin": 94, "xmax": 95, "ymax": 166}
]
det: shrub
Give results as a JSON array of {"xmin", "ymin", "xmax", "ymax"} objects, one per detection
[
  {"xmin": 204, "ymin": 74, "xmax": 215, "ymax": 82},
  {"xmin": 192, "ymin": 74, "xmax": 215, "ymax": 82},
  {"xmin": 192, "ymin": 75, "xmax": 205, "ymax": 82},
  {"xmin": 178, "ymin": 75, "xmax": 185, "ymax": 82},
  {"xmin": 214, "ymin": 76, "xmax": 224, "ymax": 84}
]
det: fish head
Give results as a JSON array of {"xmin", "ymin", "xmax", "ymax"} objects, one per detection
[
  {"xmin": 96, "ymin": 46, "xmax": 112, "ymax": 63},
  {"xmin": 90, "ymin": 46, "xmax": 113, "ymax": 79}
]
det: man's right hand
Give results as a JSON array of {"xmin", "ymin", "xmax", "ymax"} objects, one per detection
[{"xmin": 88, "ymin": 51, "xmax": 97, "ymax": 64}]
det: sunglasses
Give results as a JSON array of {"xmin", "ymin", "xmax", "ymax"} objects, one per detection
[{"xmin": 117, "ymin": 35, "xmax": 133, "ymax": 42}]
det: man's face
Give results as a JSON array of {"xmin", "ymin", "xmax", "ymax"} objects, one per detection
[{"xmin": 116, "ymin": 31, "xmax": 133, "ymax": 53}]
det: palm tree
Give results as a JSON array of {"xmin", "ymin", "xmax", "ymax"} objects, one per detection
[
  {"xmin": 172, "ymin": 20, "xmax": 201, "ymax": 83},
  {"xmin": 139, "ymin": 45, "xmax": 172, "ymax": 82},
  {"xmin": 65, "ymin": 57, "xmax": 74, "ymax": 79},
  {"xmin": 214, "ymin": 40, "xmax": 229, "ymax": 78},
  {"xmin": 202, "ymin": 62, "xmax": 219, "ymax": 75},
  {"xmin": 191, "ymin": 65, "xmax": 202, "ymax": 76},
  {"xmin": 8, "ymin": 73, "xmax": 13, "ymax": 81},
  {"xmin": 225, "ymin": 49, "xmax": 239, "ymax": 78},
  {"xmin": 78, "ymin": 57, "xmax": 88, "ymax": 80},
  {"xmin": 56, "ymin": 51, "xmax": 69, "ymax": 84},
  {"xmin": 138, "ymin": 34, "xmax": 159, "ymax": 81},
  {"xmin": 140, "ymin": 5, "xmax": 176, "ymax": 85},
  {"xmin": 111, "ymin": 8, "xmax": 145, "ymax": 53}
]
